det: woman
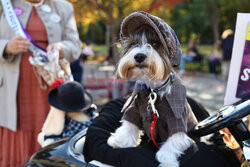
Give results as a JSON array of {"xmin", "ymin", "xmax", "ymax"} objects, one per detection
[
  {"xmin": 221, "ymin": 29, "xmax": 234, "ymax": 80},
  {"xmin": 70, "ymin": 41, "xmax": 94, "ymax": 83},
  {"xmin": 0, "ymin": 0, "xmax": 81, "ymax": 166},
  {"xmin": 208, "ymin": 40, "xmax": 223, "ymax": 76}
]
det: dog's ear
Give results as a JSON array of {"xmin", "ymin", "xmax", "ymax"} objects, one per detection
[
  {"xmin": 116, "ymin": 72, "xmax": 121, "ymax": 79},
  {"xmin": 114, "ymin": 63, "xmax": 122, "ymax": 79},
  {"xmin": 162, "ymin": 56, "xmax": 173, "ymax": 80}
]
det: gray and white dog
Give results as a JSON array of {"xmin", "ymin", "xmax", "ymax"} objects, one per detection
[{"xmin": 108, "ymin": 12, "xmax": 198, "ymax": 167}]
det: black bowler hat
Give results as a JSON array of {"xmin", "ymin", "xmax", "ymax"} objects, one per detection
[{"xmin": 48, "ymin": 80, "xmax": 93, "ymax": 112}]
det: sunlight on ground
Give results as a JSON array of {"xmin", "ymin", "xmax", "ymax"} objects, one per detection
[{"xmin": 199, "ymin": 93, "xmax": 213, "ymax": 100}]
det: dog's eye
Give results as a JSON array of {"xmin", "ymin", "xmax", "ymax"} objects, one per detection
[
  {"xmin": 130, "ymin": 42, "xmax": 137, "ymax": 47},
  {"xmin": 152, "ymin": 41, "xmax": 160, "ymax": 48}
]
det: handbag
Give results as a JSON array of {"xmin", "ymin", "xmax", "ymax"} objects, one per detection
[{"xmin": 29, "ymin": 50, "xmax": 73, "ymax": 90}]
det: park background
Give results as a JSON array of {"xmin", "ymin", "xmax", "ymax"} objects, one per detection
[
  {"xmin": 69, "ymin": 0, "xmax": 250, "ymax": 63},
  {"xmin": 68, "ymin": 0, "xmax": 249, "ymax": 113}
]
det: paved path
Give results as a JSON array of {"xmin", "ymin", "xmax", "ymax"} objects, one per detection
[
  {"xmin": 83, "ymin": 62, "xmax": 228, "ymax": 115},
  {"xmin": 181, "ymin": 72, "xmax": 227, "ymax": 115}
]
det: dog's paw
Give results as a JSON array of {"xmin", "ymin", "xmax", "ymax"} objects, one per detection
[
  {"xmin": 107, "ymin": 135, "xmax": 120, "ymax": 148},
  {"xmin": 156, "ymin": 149, "xmax": 179, "ymax": 167},
  {"xmin": 107, "ymin": 133, "xmax": 138, "ymax": 148},
  {"xmin": 158, "ymin": 162, "xmax": 179, "ymax": 167},
  {"xmin": 107, "ymin": 121, "xmax": 142, "ymax": 148}
]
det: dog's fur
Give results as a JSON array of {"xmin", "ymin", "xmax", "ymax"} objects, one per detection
[{"xmin": 108, "ymin": 28, "xmax": 194, "ymax": 167}]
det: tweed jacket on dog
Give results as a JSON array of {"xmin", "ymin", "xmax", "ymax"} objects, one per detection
[{"xmin": 122, "ymin": 74, "xmax": 198, "ymax": 143}]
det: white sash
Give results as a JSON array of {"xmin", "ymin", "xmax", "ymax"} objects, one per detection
[{"xmin": 1, "ymin": 0, "xmax": 48, "ymax": 62}]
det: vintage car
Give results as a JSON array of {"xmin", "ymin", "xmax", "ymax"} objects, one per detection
[{"xmin": 24, "ymin": 98, "xmax": 250, "ymax": 167}]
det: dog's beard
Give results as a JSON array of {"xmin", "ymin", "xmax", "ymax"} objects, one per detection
[
  {"xmin": 118, "ymin": 45, "xmax": 157, "ymax": 79},
  {"xmin": 117, "ymin": 31, "xmax": 171, "ymax": 81}
]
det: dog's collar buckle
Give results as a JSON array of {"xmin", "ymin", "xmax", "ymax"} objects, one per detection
[{"xmin": 148, "ymin": 90, "xmax": 159, "ymax": 118}]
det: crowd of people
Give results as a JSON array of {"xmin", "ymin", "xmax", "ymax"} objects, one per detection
[
  {"xmin": 0, "ymin": 0, "xmax": 242, "ymax": 167},
  {"xmin": 178, "ymin": 29, "xmax": 234, "ymax": 80}
]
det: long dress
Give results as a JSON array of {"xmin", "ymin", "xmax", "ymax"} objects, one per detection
[{"xmin": 0, "ymin": 7, "xmax": 50, "ymax": 167}]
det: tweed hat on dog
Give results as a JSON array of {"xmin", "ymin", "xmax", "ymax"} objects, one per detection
[{"xmin": 120, "ymin": 11, "xmax": 182, "ymax": 66}]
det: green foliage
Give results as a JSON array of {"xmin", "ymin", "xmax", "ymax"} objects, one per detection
[
  {"xmin": 0, "ymin": 2, "xmax": 2, "ymax": 12},
  {"xmin": 73, "ymin": 0, "xmax": 250, "ymax": 46},
  {"xmin": 218, "ymin": 0, "xmax": 250, "ymax": 30},
  {"xmin": 83, "ymin": 21, "xmax": 106, "ymax": 44},
  {"xmin": 170, "ymin": 0, "xmax": 250, "ymax": 43},
  {"xmin": 77, "ymin": 21, "xmax": 85, "ymax": 42},
  {"xmin": 92, "ymin": 45, "xmax": 109, "ymax": 53},
  {"xmin": 170, "ymin": 0, "xmax": 213, "ymax": 43}
]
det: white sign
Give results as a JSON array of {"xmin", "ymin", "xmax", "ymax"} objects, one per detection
[{"xmin": 224, "ymin": 13, "xmax": 250, "ymax": 105}]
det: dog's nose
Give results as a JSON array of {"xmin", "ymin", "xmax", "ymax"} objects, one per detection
[{"xmin": 134, "ymin": 53, "xmax": 146, "ymax": 63}]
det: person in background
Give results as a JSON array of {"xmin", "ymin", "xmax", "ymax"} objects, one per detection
[
  {"xmin": 208, "ymin": 40, "xmax": 223, "ymax": 76},
  {"xmin": 221, "ymin": 29, "xmax": 234, "ymax": 80},
  {"xmin": 82, "ymin": 40, "xmax": 94, "ymax": 61},
  {"xmin": 0, "ymin": 0, "xmax": 81, "ymax": 166},
  {"xmin": 70, "ymin": 41, "xmax": 94, "ymax": 83},
  {"xmin": 179, "ymin": 40, "xmax": 200, "ymax": 74},
  {"xmin": 70, "ymin": 55, "xmax": 84, "ymax": 83},
  {"xmin": 70, "ymin": 52, "xmax": 84, "ymax": 83}
]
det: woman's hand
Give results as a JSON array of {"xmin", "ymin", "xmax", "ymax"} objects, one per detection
[
  {"xmin": 4, "ymin": 36, "xmax": 30, "ymax": 55},
  {"xmin": 47, "ymin": 43, "xmax": 63, "ymax": 58}
]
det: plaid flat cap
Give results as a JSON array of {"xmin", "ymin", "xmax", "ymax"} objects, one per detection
[{"xmin": 120, "ymin": 11, "xmax": 182, "ymax": 66}]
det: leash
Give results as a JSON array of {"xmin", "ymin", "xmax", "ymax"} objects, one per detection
[
  {"xmin": 148, "ymin": 90, "xmax": 159, "ymax": 148},
  {"xmin": 146, "ymin": 72, "xmax": 175, "ymax": 148},
  {"xmin": 147, "ymin": 73, "xmax": 173, "ymax": 148}
]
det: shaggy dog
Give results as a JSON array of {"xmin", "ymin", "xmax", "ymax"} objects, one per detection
[{"xmin": 107, "ymin": 12, "xmax": 198, "ymax": 167}]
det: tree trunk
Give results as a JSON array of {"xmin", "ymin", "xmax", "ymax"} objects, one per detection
[
  {"xmin": 109, "ymin": 19, "xmax": 122, "ymax": 64},
  {"xmin": 110, "ymin": 24, "xmax": 118, "ymax": 64},
  {"xmin": 105, "ymin": 24, "xmax": 111, "ymax": 46},
  {"xmin": 211, "ymin": 2, "xmax": 220, "ymax": 41},
  {"xmin": 205, "ymin": 0, "xmax": 220, "ymax": 42}
]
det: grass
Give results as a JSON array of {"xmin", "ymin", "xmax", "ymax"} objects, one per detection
[
  {"xmin": 183, "ymin": 44, "xmax": 214, "ymax": 72},
  {"xmin": 92, "ymin": 45, "xmax": 109, "ymax": 53},
  {"xmin": 181, "ymin": 44, "xmax": 213, "ymax": 55}
]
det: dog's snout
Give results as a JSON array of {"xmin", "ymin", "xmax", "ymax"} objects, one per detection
[{"xmin": 134, "ymin": 53, "xmax": 146, "ymax": 63}]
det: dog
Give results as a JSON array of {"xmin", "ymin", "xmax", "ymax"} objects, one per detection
[{"xmin": 107, "ymin": 12, "xmax": 198, "ymax": 167}]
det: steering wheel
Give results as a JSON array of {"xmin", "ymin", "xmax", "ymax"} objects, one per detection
[{"xmin": 190, "ymin": 99, "xmax": 250, "ymax": 137}]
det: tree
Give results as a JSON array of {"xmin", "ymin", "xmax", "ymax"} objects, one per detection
[
  {"xmin": 205, "ymin": 0, "xmax": 220, "ymax": 41},
  {"xmin": 218, "ymin": 0, "xmax": 250, "ymax": 30},
  {"xmin": 204, "ymin": 0, "xmax": 250, "ymax": 42},
  {"xmin": 170, "ymin": 0, "xmax": 213, "ymax": 43},
  {"xmin": 146, "ymin": 0, "xmax": 190, "ymax": 12},
  {"xmin": 69, "ymin": 0, "xmax": 189, "ymax": 64},
  {"xmin": 69, "ymin": 0, "xmax": 153, "ymax": 64},
  {"xmin": 170, "ymin": 0, "xmax": 250, "ymax": 43}
]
